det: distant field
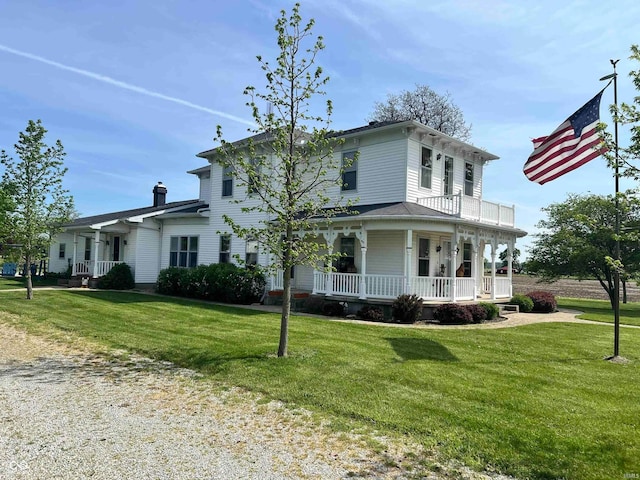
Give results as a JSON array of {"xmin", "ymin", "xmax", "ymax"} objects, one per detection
[{"xmin": 512, "ymin": 274, "xmax": 640, "ymax": 302}]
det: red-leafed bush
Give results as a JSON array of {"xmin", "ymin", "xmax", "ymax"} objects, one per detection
[
  {"xmin": 466, "ymin": 304, "xmax": 488, "ymax": 324},
  {"xmin": 433, "ymin": 303, "xmax": 473, "ymax": 325},
  {"xmin": 526, "ymin": 290, "xmax": 557, "ymax": 313}
]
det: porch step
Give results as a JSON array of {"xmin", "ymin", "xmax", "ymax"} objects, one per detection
[{"xmin": 499, "ymin": 304, "xmax": 520, "ymax": 315}]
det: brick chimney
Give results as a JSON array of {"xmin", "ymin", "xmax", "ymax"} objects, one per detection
[{"xmin": 153, "ymin": 181, "xmax": 167, "ymax": 207}]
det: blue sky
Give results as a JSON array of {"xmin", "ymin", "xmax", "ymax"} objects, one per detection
[{"xmin": 1, "ymin": 0, "xmax": 638, "ymax": 257}]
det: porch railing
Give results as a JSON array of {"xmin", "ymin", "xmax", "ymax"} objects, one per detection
[
  {"xmin": 482, "ymin": 276, "xmax": 512, "ymax": 298},
  {"xmin": 72, "ymin": 260, "xmax": 124, "ymax": 277},
  {"xmin": 417, "ymin": 193, "xmax": 515, "ymax": 227}
]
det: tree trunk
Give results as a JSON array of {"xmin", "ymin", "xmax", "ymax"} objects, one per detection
[
  {"xmin": 25, "ymin": 254, "xmax": 33, "ymax": 300},
  {"xmin": 278, "ymin": 265, "xmax": 291, "ymax": 357},
  {"xmin": 623, "ymin": 279, "xmax": 627, "ymax": 304}
]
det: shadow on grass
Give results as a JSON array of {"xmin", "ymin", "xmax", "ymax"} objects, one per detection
[
  {"xmin": 387, "ymin": 337, "xmax": 458, "ymax": 362},
  {"xmin": 66, "ymin": 290, "xmax": 269, "ymax": 316}
]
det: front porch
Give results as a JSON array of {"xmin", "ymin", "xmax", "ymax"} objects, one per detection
[
  {"xmin": 72, "ymin": 260, "xmax": 125, "ymax": 278},
  {"xmin": 272, "ymin": 271, "xmax": 512, "ymax": 302}
]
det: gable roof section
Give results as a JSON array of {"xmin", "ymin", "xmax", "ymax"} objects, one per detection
[{"xmin": 65, "ymin": 199, "xmax": 207, "ymax": 229}]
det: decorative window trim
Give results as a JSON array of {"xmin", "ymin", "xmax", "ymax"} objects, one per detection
[
  {"xmin": 464, "ymin": 161, "xmax": 474, "ymax": 197},
  {"xmin": 420, "ymin": 147, "xmax": 433, "ymax": 189},
  {"xmin": 444, "ymin": 156, "xmax": 454, "ymax": 196}
]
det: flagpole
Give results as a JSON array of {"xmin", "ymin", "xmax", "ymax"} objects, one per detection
[
  {"xmin": 611, "ymin": 59, "xmax": 621, "ymax": 358},
  {"xmin": 601, "ymin": 60, "xmax": 621, "ymax": 358}
]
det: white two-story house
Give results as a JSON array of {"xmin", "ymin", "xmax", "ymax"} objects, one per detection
[{"xmin": 49, "ymin": 119, "xmax": 525, "ymax": 302}]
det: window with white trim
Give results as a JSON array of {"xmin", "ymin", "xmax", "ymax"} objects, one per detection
[
  {"xmin": 170, "ymin": 236, "xmax": 198, "ymax": 268},
  {"xmin": 219, "ymin": 235, "xmax": 231, "ymax": 263},
  {"xmin": 336, "ymin": 237, "xmax": 356, "ymax": 272},
  {"xmin": 464, "ymin": 162, "xmax": 474, "ymax": 196},
  {"xmin": 248, "ymin": 158, "xmax": 260, "ymax": 195},
  {"xmin": 222, "ymin": 166, "xmax": 233, "ymax": 197},
  {"xmin": 462, "ymin": 242, "xmax": 472, "ymax": 277},
  {"xmin": 245, "ymin": 237, "xmax": 258, "ymax": 266},
  {"xmin": 84, "ymin": 237, "xmax": 91, "ymax": 261},
  {"xmin": 341, "ymin": 151, "xmax": 357, "ymax": 191},
  {"xmin": 444, "ymin": 156, "xmax": 454, "ymax": 195},
  {"xmin": 59, "ymin": 243, "xmax": 66, "ymax": 259},
  {"xmin": 420, "ymin": 147, "xmax": 432, "ymax": 189}
]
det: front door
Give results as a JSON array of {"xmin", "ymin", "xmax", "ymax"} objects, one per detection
[{"xmin": 113, "ymin": 236, "xmax": 121, "ymax": 261}]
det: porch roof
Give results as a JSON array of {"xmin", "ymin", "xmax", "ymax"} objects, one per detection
[{"xmin": 64, "ymin": 199, "xmax": 207, "ymax": 229}]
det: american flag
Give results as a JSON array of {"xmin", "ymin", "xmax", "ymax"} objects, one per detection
[{"xmin": 524, "ymin": 91, "xmax": 606, "ymax": 184}]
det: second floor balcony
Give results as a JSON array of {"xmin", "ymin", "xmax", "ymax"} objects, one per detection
[{"xmin": 417, "ymin": 193, "xmax": 515, "ymax": 227}]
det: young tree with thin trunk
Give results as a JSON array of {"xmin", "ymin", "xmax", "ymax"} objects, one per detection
[
  {"xmin": 1, "ymin": 120, "xmax": 75, "ymax": 299},
  {"xmin": 214, "ymin": 4, "xmax": 349, "ymax": 357}
]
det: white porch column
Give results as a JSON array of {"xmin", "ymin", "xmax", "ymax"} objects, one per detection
[
  {"xmin": 472, "ymin": 242, "xmax": 479, "ymax": 299},
  {"xmin": 72, "ymin": 233, "xmax": 78, "ymax": 276},
  {"xmin": 507, "ymin": 244, "xmax": 514, "ymax": 297},
  {"xmin": 324, "ymin": 228, "xmax": 336, "ymax": 297},
  {"xmin": 404, "ymin": 229, "xmax": 413, "ymax": 294},
  {"xmin": 450, "ymin": 242, "xmax": 458, "ymax": 302},
  {"xmin": 92, "ymin": 230, "xmax": 100, "ymax": 278},
  {"xmin": 490, "ymin": 242, "xmax": 497, "ymax": 300},
  {"xmin": 357, "ymin": 228, "xmax": 368, "ymax": 299}
]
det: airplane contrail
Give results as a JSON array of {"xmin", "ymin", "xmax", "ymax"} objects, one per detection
[{"xmin": 0, "ymin": 43, "xmax": 256, "ymax": 127}]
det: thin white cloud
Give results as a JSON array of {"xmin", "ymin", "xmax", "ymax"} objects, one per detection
[{"xmin": 0, "ymin": 43, "xmax": 256, "ymax": 128}]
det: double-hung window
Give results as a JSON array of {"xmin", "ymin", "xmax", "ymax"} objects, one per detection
[
  {"xmin": 464, "ymin": 162, "xmax": 474, "ymax": 196},
  {"xmin": 245, "ymin": 237, "xmax": 258, "ymax": 266},
  {"xmin": 444, "ymin": 156, "xmax": 454, "ymax": 196},
  {"xmin": 219, "ymin": 235, "xmax": 231, "ymax": 263},
  {"xmin": 170, "ymin": 236, "xmax": 198, "ymax": 268},
  {"xmin": 59, "ymin": 243, "xmax": 66, "ymax": 259},
  {"xmin": 337, "ymin": 237, "xmax": 355, "ymax": 272},
  {"xmin": 462, "ymin": 242, "xmax": 472, "ymax": 277},
  {"xmin": 341, "ymin": 151, "xmax": 357, "ymax": 191},
  {"xmin": 222, "ymin": 166, "xmax": 233, "ymax": 197},
  {"xmin": 248, "ymin": 158, "xmax": 260, "ymax": 195},
  {"xmin": 420, "ymin": 147, "xmax": 432, "ymax": 189},
  {"xmin": 84, "ymin": 237, "xmax": 91, "ymax": 261}
]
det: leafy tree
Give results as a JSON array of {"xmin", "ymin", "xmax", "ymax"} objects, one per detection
[
  {"xmin": 499, "ymin": 247, "xmax": 521, "ymax": 268},
  {"xmin": 0, "ymin": 181, "xmax": 16, "ymax": 245},
  {"xmin": 368, "ymin": 84, "xmax": 472, "ymax": 141},
  {"xmin": 213, "ymin": 4, "xmax": 349, "ymax": 357},
  {"xmin": 1, "ymin": 120, "xmax": 75, "ymax": 299},
  {"xmin": 527, "ymin": 193, "xmax": 640, "ymax": 308}
]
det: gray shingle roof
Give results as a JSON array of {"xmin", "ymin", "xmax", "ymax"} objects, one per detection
[{"xmin": 66, "ymin": 199, "xmax": 207, "ymax": 227}]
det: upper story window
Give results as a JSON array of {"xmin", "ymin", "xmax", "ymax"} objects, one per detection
[
  {"xmin": 219, "ymin": 234, "xmax": 231, "ymax": 263},
  {"xmin": 341, "ymin": 151, "xmax": 357, "ymax": 191},
  {"xmin": 464, "ymin": 162, "xmax": 474, "ymax": 196},
  {"xmin": 420, "ymin": 147, "xmax": 432, "ymax": 189},
  {"xmin": 222, "ymin": 166, "xmax": 233, "ymax": 197},
  {"xmin": 248, "ymin": 158, "xmax": 260, "ymax": 195},
  {"xmin": 170, "ymin": 236, "xmax": 198, "ymax": 268},
  {"xmin": 444, "ymin": 156, "xmax": 454, "ymax": 196}
]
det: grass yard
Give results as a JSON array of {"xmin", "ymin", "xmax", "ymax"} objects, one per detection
[
  {"xmin": 1, "ymin": 290, "xmax": 639, "ymax": 480},
  {"xmin": 558, "ymin": 297, "xmax": 640, "ymax": 327},
  {"xmin": 0, "ymin": 276, "xmax": 59, "ymax": 290}
]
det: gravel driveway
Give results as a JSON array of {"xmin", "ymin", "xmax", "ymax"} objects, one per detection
[{"xmin": 1, "ymin": 322, "xmax": 423, "ymax": 480}]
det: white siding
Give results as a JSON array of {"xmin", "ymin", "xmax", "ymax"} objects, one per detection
[
  {"xmin": 326, "ymin": 134, "xmax": 408, "ymax": 206},
  {"xmin": 48, "ymin": 232, "xmax": 75, "ymax": 274},
  {"xmin": 133, "ymin": 222, "xmax": 161, "ymax": 283},
  {"xmin": 199, "ymin": 172, "xmax": 211, "ymax": 203},
  {"xmin": 124, "ymin": 229, "xmax": 137, "ymax": 276},
  {"xmin": 160, "ymin": 218, "xmax": 212, "ymax": 270},
  {"xmin": 366, "ymin": 231, "xmax": 405, "ymax": 275}
]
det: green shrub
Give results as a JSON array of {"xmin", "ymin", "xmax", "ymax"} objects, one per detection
[
  {"xmin": 392, "ymin": 294, "xmax": 423, "ymax": 323},
  {"xmin": 156, "ymin": 264, "xmax": 265, "ymax": 304},
  {"xmin": 433, "ymin": 303, "xmax": 473, "ymax": 325},
  {"xmin": 97, "ymin": 263, "xmax": 134, "ymax": 290},
  {"xmin": 510, "ymin": 294, "xmax": 534, "ymax": 313},
  {"xmin": 526, "ymin": 290, "xmax": 557, "ymax": 313},
  {"xmin": 478, "ymin": 302, "xmax": 500, "ymax": 320},
  {"xmin": 357, "ymin": 305, "xmax": 385, "ymax": 322}
]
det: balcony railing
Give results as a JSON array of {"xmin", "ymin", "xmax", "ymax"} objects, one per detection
[{"xmin": 417, "ymin": 193, "xmax": 515, "ymax": 227}]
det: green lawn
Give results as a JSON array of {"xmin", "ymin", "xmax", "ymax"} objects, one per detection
[
  {"xmin": 559, "ymin": 297, "xmax": 640, "ymax": 327},
  {"xmin": 1, "ymin": 290, "xmax": 639, "ymax": 480},
  {"xmin": 0, "ymin": 276, "xmax": 59, "ymax": 290}
]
